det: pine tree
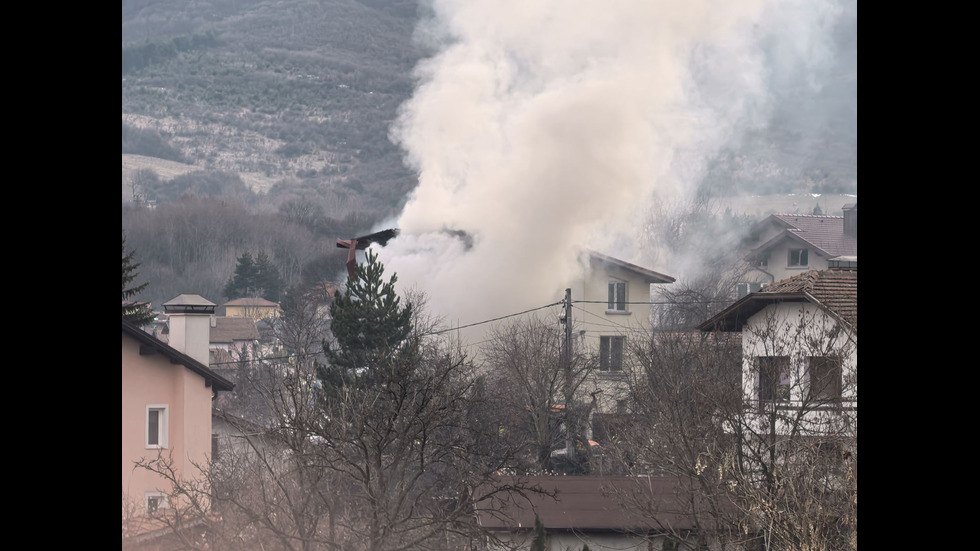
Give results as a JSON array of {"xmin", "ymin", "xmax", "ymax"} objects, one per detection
[
  {"xmin": 318, "ymin": 249, "xmax": 414, "ymax": 391},
  {"xmin": 224, "ymin": 251, "xmax": 285, "ymax": 302},
  {"xmin": 224, "ymin": 251, "xmax": 260, "ymax": 299},
  {"xmin": 530, "ymin": 515, "xmax": 547, "ymax": 551},
  {"xmin": 255, "ymin": 251, "xmax": 285, "ymax": 302},
  {"xmin": 122, "ymin": 230, "xmax": 154, "ymax": 325}
]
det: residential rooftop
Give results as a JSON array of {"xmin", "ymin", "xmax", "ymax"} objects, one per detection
[{"xmin": 699, "ymin": 267, "xmax": 857, "ymax": 332}]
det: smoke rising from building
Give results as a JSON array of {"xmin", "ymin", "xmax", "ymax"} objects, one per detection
[{"xmin": 375, "ymin": 0, "xmax": 856, "ymax": 332}]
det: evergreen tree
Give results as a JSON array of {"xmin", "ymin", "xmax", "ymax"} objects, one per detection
[
  {"xmin": 122, "ymin": 230, "xmax": 154, "ymax": 325},
  {"xmin": 223, "ymin": 251, "xmax": 260, "ymax": 299},
  {"xmin": 317, "ymin": 249, "xmax": 414, "ymax": 392},
  {"xmin": 530, "ymin": 515, "xmax": 547, "ymax": 551},
  {"xmin": 224, "ymin": 250, "xmax": 286, "ymax": 302},
  {"xmin": 254, "ymin": 250, "xmax": 285, "ymax": 302}
]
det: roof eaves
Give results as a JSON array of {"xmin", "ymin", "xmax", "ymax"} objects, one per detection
[
  {"xmin": 698, "ymin": 292, "xmax": 808, "ymax": 332},
  {"xmin": 745, "ymin": 230, "xmax": 832, "ymax": 261},
  {"xmin": 123, "ymin": 319, "xmax": 235, "ymax": 392},
  {"xmin": 588, "ymin": 251, "xmax": 675, "ymax": 283}
]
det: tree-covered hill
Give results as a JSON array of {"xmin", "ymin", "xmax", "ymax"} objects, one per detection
[
  {"xmin": 122, "ymin": 0, "xmax": 856, "ymax": 314},
  {"xmin": 123, "ymin": 0, "xmax": 425, "ymax": 220}
]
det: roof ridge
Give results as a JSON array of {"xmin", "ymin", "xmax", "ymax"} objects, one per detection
[
  {"xmin": 773, "ymin": 213, "xmax": 843, "ymax": 219},
  {"xmin": 803, "ymin": 270, "xmax": 820, "ymax": 292}
]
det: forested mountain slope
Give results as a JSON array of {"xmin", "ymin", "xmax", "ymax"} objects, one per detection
[
  {"xmin": 122, "ymin": 0, "xmax": 856, "ymax": 314},
  {"xmin": 123, "ymin": 0, "xmax": 424, "ymax": 218}
]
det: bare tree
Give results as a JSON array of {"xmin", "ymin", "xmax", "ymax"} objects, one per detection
[
  {"xmin": 480, "ymin": 316, "xmax": 566, "ymax": 474},
  {"xmin": 644, "ymin": 196, "xmax": 755, "ymax": 329},
  {"xmin": 132, "ymin": 259, "xmax": 537, "ymax": 551},
  {"xmin": 606, "ymin": 305, "xmax": 857, "ymax": 550},
  {"xmin": 479, "ymin": 315, "xmax": 599, "ymax": 475}
]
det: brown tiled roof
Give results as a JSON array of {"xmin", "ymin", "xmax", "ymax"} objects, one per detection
[
  {"xmin": 760, "ymin": 268, "xmax": 858, "ymax": 326},
  {"xmin": 699, "ymin": 268, "xmax": 857, "ymax": 332},
  {"xmin": 747, "ymin": 214, "xmax": 857, "ymax": 263},
  {"xmin": 476, "ymin": 475, "xmax": 698, "ymax": 532},
  {"xmin": 210, "ymin": 317, "xmax": 261, "ymax": 343}
]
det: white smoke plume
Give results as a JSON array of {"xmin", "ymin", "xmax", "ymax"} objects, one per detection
[{"xmin": 376, "ymin": 0, "xmax": 855, "ymax": 332}]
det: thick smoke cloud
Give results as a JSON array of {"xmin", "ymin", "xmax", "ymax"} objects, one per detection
[{"xmin": 377, "ymin": 0, "xmax": 856, "ymax": 332}]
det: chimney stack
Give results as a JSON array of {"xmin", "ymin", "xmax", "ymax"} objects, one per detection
[
  {"xmin": 163, "ymin": 294, "xmax": 216, "ymax": 365},
  {"xmin": 842, "ymin": 203, "xmax": 857, "ymax": 237}
]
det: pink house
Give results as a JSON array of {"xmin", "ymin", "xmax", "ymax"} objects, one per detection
[{"xmin": 122, "ymin": 294, "xmax": 234, "ymax": 538}]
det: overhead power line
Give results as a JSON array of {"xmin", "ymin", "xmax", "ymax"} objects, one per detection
[
  {"xmin": 423, "ymin": 301, "xmax": 564, "ymax": 336},
  {"xmin": 573, "ymin": 299, "xmax": 733, "ymax": 305},
  {"xmin": 207, "ymin": 294, "xmax": 738, "ymax": 366}
]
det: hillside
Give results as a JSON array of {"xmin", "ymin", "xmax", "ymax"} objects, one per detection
[
  {"xmin": 122, "ymin": 0, "xmax": 424, "ymax": 219},
  {"xmin": 122, "ymin": 0, "xmax": 857, "ymax": 313},
  {"xmin": 123, "ymin": 0, "xmax": 856, "ymax": 215}
]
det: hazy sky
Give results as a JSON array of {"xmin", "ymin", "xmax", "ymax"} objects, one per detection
[{"xmin": 376, "ymin": 0, "xmax": 856, "ymax": 330}]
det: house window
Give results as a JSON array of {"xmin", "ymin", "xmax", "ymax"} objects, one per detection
[
  {"xmin": 788, "ymin": 248, "xmax": 808, "ymax": 267},
  {"xmin": 736, "ymin": 282, "xmax": 766, "ymax": 299},
  {"xmin": 608, "ymin": 280, "xmax": 627, "ymax": 311},
  {"xmin": 808, "ymin": 356, "xmax": 842, "ymax": 402},
  {"xmin": 146, "ymin": 405, "xmax": 168, "ymax": 449},
  {"xmin": 146, "ymin": 492, "xmax": 167, "ymax": 515},
  {"xmin": 758, "ymin": 357, "xmax": 790, "ymax": 402},
  {"xmin": 599, "ymin": 336, "xmax": 625, "ymax": 371},
  {"xmin": 756, "ymin": 253, "xmax": 769, "ymax": 268}
]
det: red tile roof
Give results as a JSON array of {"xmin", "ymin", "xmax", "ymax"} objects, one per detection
[
  {"xmin": 758, "ymin": 214, "xmax": 857, "ymax": 258},
  {"xmin": 759, "ymin": 267, "xmax": 857, "ymax": 326},
  {"xmin": 699, "ymin": 268, "xmax": 857, "ymax": 332}
]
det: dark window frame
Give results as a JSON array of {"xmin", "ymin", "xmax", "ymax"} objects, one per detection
[
  {"xmin": 808, "ymin": 356, "xmax": 843, "ymax": 403},
  {"xmin": 788, "ymin": 248, "xmax": 809, "ymax": 267},
  {"xmin": 599, "ymin": 335, "xmax": 625, "ymax": 371},
  {"xmin": 607, "ymin": 280, "xmax": 627, "ymax": 311},
  {"xmin": 758, "ymin": 356, "xmax": 791, "ymax": 402}
]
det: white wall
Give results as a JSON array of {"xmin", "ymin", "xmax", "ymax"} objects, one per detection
[{"xmin": 740, "ymin": 301, "xmax": 857, "ymax": 435}]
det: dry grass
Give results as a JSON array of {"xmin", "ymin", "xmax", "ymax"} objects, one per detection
[{"xmin": 122, "ymin": 154, "xmax": 278, "ymax": 200}]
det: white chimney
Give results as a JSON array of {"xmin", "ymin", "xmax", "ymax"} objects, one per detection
[{"xmin": 162, "ymin": 294, "xmax": 216, "ymax": 365}]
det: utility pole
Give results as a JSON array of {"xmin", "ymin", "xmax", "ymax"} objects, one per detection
[
  {"xmin": 563, "ymin": 288, "xmax": 575, "ymax": 462},
  {"xmin": 563, "ymin": 288, "xmax": 572, "ymax": 366}
]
